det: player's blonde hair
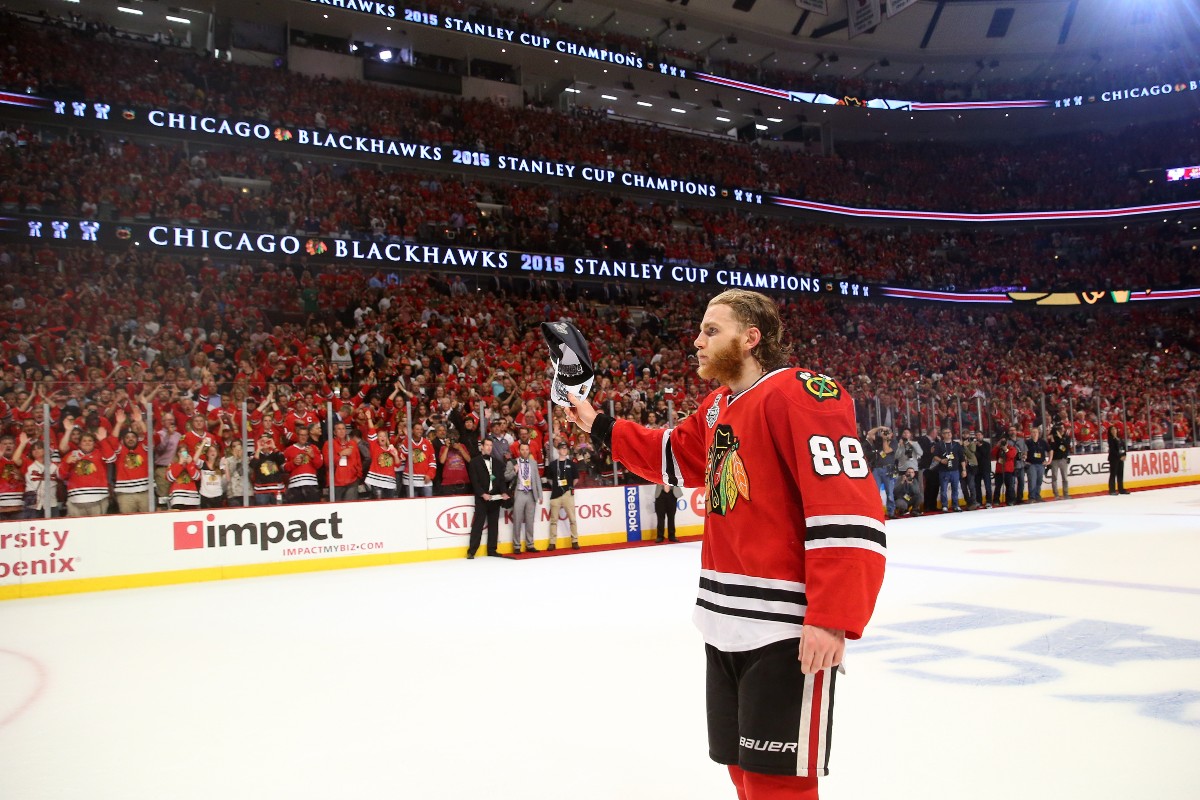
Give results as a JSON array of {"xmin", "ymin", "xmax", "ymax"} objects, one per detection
[{"xmin": 707, "ymin": 289, "xmax": 793, "ymax": 371}]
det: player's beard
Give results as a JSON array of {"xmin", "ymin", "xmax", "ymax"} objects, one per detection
[{"xmin": 697, "ymin": 337, "xmax": 747, "ymax": 387}]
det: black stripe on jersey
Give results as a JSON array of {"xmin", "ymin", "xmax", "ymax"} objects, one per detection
[
  {"xmin": 699, "ymin": 577, "xmax": 807, "ymax": 606},
  {"xmin": 824, "ymin": 665, "xmax": 837, "ymax": 774},
  {"xmin": 804, "ymin": 524, "xmax": 887, "ymax": 549},
  {"xmin": 664, "ymin": 433, "xmax": 680, "ymax": 486},
  {"xmin": 695, "ymin": 598, "xmax": 806, "ymax": 626}
]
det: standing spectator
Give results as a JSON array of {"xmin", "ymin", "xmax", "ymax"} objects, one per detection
[
  {"xmin": 154, "ymin": 413, "xmax": 181, "ymax": 507},
  {"xmin": 59, "ymin": 429, "xmax": 109, "ymax": 517},
  {"xmin": 893, "ymin": 468, "xmax": 924, "ymax": 517},
  {"xmin": 222, "ymin": 439, "xmax": 246, "ymax": 506},
  {"xmin": 654, "ymin": 483, "xmax": 682, "ymax": 543},
  {"xmin": 466, "ymin": 438, "xmax": 506, "ymax": 559},
  {"xmin": 991, "ymin": 435, "xmax": 1017, "ymax": 506},
  {"xmin": 282, "ymin": 425, "xmax": 323, "ymax": 504},
  {"xmin": 1025, "ymin": 426, "xmax": 1049, "ymax": 502},
  {"xmin": 21, "ymin": 439, "xmax": 59, "ymax": 519},
  {"xmin": 326, "ymin": 421, "xmax": 363, "ymax": 501},
  {"xmin": 1107, "ymin": 425, "xmax": 1130, "ymax": 495},
  {"xmin": 165, "ymin": 449, "xmax": 202, "ymax": 510},
  {"xmin": 249, "ymin": 435, "xmax": 287, "ymax": 505},
  {"xmin": 0, "ymin": 433, "xmax": 26, "ymax": 520},
  {"xmin": 103, "ymin": 423, "xmax": 151, "ymax": 514},
  {"xmin": 399, "ymin": 421, "xmax": 436, "ymax": 497},
  {"xmin": 198, "ymin": 446, "xmax": 226, "ymax": 508},
  {"xmin": 1047, "ymin": 422, "xmax": 1072, "ymax": 500},
  {"xmin": 437, "ymin": 428, "xmax": 472, "ymax": 496},
  {"xmin": 508, "ymin": 441, "xmax": 543, "ymax": 554},
  {"xmin": 931, "ymin": 428, "xmax": 966, "ymax": 512},
  {"xmin": 546, "ymin": 441, "xmax": 580, "ymax": 550}
]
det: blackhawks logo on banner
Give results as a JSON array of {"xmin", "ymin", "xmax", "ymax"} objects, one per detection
[{"xmin": 706, "ymin": 425, "xmax": 750, "ymax": 516}]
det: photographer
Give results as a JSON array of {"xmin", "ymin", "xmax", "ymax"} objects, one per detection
[
  {"xmin": 991, "ymin": 435, "xmax": 1017, "ymax": 506},
  {"xmin": 893, "ymin": 468, "xmax": 924, "ymax": 517},
  {"xmin": 1047, "ymin": 422, "xmax": 1072, "ymax": 500},
  {"xmin": 965, "ymin": 431, "xmax": 993, "ymax": 509},
  {"xmin": 863, "ymin": 425, "xmax": 898, "ymax": 518},
  {"xmin": 1006, "ymin": 425, "xmax": 1029, "ymax": 504},
  {"xmin": 931, "ymin": 428, "xmax": 967, "ymax": 512},
  {"xmin": 894, "ymin": 428, "xmax": 923, "ymax": 475}
]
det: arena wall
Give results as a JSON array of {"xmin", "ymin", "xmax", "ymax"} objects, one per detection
[{"xmin": 2, "ymin": 448, "xmax": 1196, "ymax": 601}]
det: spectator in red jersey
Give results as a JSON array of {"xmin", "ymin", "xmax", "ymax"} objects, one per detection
[
  {"xmin": 102, "ymin": 417, "xmax": 151, "ymax": 514},
  {"xmin": 362, "ymin": 409, "xmax": 400, "ymax": 500},
  {"xmin": 326, "ymin": 420, "xmax": 363, "ymax": 502},
  {"xmin": 282, "ymin": 424, "xmax": 324, "ymax": 505},
  {"xmin": 0, "ymin": 433, "xmax": 26, "ymax": 520},
  {"xmin": 399, "ymin": 420, "xmax": 437, "ymax": 498},
  {"xmin": 58, "ymin": 426, "xmax": 109, "ymax": 517}
]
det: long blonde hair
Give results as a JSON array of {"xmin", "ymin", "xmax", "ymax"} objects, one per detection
[{"xmin": 707, "ymin": 289, "xmax": 793, "ymax": 371}]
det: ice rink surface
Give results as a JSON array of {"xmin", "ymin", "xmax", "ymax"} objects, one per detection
[{"xmin": 2, "ymin": 485, "xmax": 1199, "ymax": 800}]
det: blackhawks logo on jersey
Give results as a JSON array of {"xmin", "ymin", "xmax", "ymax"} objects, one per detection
[
  {"xmin": 259, "ymin": 460, "xmax": 279, "ymax": 477},
  {"xmin": 124, "ymin": 452, "xmax": 144, "ymax": 469},
  {"xmin": 378, "ymin": 452, "xmax": 395, "ymax": 469},
  {"xmin": 796, "ymin": 370, "xmax": 841, "ymax": 402},
  {"xmin": 73, "ymin": 458, "xmax": 97, "ymax": 477},
  {"xmin": 706, "ymin": 425, "xmax": 750, "ymax": 516}
]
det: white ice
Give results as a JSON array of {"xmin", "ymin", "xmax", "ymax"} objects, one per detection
[{"xmin": 2, "ymin": 486, "xmax": 1199, "ymax": 799}]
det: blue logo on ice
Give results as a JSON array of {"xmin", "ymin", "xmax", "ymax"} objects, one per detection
[
  {"xmin": 624, "ymin": 486, "xmax": 642, "ymax": 541},
  {"xmin": 945, "ymin": 521, "xmax": 1098, "ymax": 542}
]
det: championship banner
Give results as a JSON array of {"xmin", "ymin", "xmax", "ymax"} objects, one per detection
[
  {"xmin": 886, "ymin": 0, "xmax": 918, "ymax": 17},
  {"xmin": 795, "ymin": 0, "xmax": 830, "ymax": 13},
  {"xmin": 848, "ymin": 0, "xmax": 882, "ymax": 37}
]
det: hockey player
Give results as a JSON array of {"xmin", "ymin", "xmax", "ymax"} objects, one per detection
[{"xmin": 567, "ymin": 289, "xmax": 886, "ymax": 800}]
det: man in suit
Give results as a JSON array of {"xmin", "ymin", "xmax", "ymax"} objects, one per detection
[
  {"xmin": 655, "ymin": 483, "xmax": 683, "ymax": 542},
  {"xmin": 508, "ymin": 441, "xmax": 544, "ymax": 554},
  {"xmin": 467, "ymin": 438, "xmax": 507, "ymax": 559}
]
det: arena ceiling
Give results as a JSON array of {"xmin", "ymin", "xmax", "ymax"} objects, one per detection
[{"xmin": 16, "ymin": 0, "xmax": 1200, "ymax": 139}]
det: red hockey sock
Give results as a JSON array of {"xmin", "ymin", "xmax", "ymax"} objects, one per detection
[
  {"xmin": 727, "ymin": 765, "xmax": 749, "ymax": 800},
  {"xmin": 741, "ymin": 770, "xmax": 819, "ymax": 800}
]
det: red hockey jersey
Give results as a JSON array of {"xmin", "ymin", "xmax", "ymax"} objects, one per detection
[{"xmin": 611, "ymin": 367, "xmax": 886, "ymax": 652}]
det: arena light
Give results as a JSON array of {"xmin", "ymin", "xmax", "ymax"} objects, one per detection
[
  {"xmin": 670, "ymin": 107, "xmax": 687, "ymax": 113},
  {"xmin": 165, "ymin": 15, "xmax": 191, "ymax": 24},
  {"xmin": 755, "ymin": 123, "xmax": 768, "ymax": 130},
  {"xmin": 564, "ymin": 87, "xmax": 581, "ymax": 93},
  {"xmin": 601, "ymin": 94, "xmax": 618, "ymax": 100},
  {"xmin": 715, "ymin": 116, "xmax": 731, "ymax": 122},
  {"xmin": 636, "ymin": 101, "xmax": 653, "ymax": 107},
  {"xmin": 766, "ymin": 117, "xmax": 783, "ymax": 122},
  {"xmin": 117, "ymin": 6, "xmax": 144, "ymax": 14},
  {"xmin": 379, "ymin": 49, "xmax": 393, "ymax": 61}
]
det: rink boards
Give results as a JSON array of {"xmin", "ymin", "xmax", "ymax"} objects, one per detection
[
  {"xmin": 0, "ymin": 484, "xmax": 709, "ymax": 599},
  {"xmin": 1, "ymin": 449, "xmax": 1196, "ymax": 600}
]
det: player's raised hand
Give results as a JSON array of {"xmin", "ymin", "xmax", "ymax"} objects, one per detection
[{"xmin": 565, "ymin": 393, "xmax": 597, "ymax": 433}]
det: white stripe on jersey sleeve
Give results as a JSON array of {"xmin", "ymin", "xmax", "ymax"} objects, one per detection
[
  {"xmin": 805, "ymin": 537, "xmax": 887, "ymax": 557},
  {"xmin": 804, "ymin": 513, "xmax": 886, "ymax": 534}
]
